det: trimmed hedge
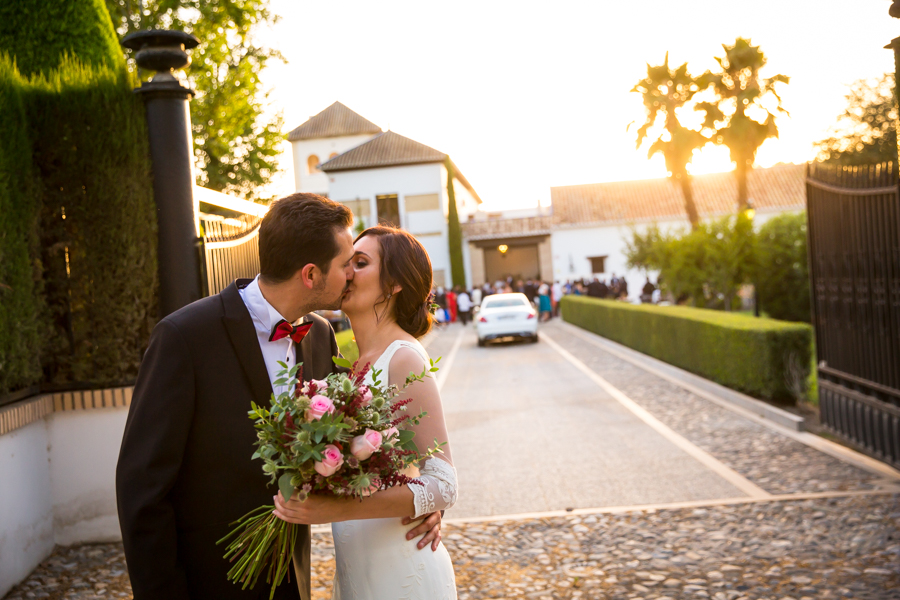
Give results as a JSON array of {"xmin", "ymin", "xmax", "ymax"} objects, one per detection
[
  {"xmin": 26, "ymin": 58, "xmax": 157, "ymax": 385},
  {"xmin": 561, "ymin": 296, "xmax": 812, "ymax": 402},
  {"xmin": 0, "ymin": 0, "xmax": 122, "ymax": 77},
  {"xmin": 0, "ymin": 56, "xmax": 43, "ymax": 394}
]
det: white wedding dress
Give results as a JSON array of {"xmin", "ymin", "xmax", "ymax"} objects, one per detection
[{"xmin": 331, "ymin": 339, "xmax": 458, "ymax": 600}]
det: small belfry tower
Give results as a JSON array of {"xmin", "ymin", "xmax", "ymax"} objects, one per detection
[{"xmin": 287, "ymin": 102, "xmax": 382, "ymax": 196}]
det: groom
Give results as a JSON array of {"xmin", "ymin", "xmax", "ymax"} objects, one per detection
[{"xmin": 116, "ymin": 193, "xmax": 443, "ymax": 600}]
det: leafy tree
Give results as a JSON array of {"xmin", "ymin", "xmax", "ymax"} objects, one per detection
[
  {"xmin": 755, "ymin": 212, "xmax": 809, "ymax": 322},
  {"xmin": 444, "ymin": 158, "xmax": 467, "ymax": 288},
  {"xmin": 631, "ymin": 53, "xmax": 706, "ymax": 229},
  {"xmin": 696, "ymin": 38, "xmax": 789, "ymax": 211},
  {"xmin": 106, "ymin": 0, "xmax": 283, "ymax": 201},
  {"xmin": 625, "ymin": 213, "xmax": 755, "ymax": 310},
  {"xmin": 815, "ymin": 73, "xmax": 897, "ymax": 165}
]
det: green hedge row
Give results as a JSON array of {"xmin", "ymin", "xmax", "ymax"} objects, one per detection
[
  {"xmin": 27, "ymin": 58, "xmax": 157, "ymax": 385},
  {"xmin": 561, "ymin": 296, "xmax": 812, "ymax": 402},
  {"xmin": 0, "ymin": 57, "xmax": 43, "ymax": 394}
]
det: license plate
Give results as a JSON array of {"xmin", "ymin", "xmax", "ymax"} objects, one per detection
[{"xmin": 498, "ymin": 314, "xmax": 516, "ymax": 320}]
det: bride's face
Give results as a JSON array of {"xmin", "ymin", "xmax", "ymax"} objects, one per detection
[{"xmin": 342, "ymin": 235, "xmax": 387, "ymax": 315}]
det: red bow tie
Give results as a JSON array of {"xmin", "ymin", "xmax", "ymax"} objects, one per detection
[{"xmin": 269, "ymin": 320, "xmax": 313, "ymax": 343}]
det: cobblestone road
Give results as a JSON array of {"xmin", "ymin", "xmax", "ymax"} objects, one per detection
[{"xmin": 5, "ymin": 321, "xmax": 899, "ymax": 600}]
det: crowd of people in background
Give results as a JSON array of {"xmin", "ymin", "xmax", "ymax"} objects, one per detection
[{"xmin": 430, "ymin": 273, "xmax": 662, "ymax": 326}]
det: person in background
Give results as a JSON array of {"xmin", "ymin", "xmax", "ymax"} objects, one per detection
[
  {"xmin": 515, "ymin": 279, "xmax": 525, "ymax": 295},
  {"xmin": 537, "ymin": 281, "xmax": 552, "ymax": 322},
  {"xmin": 471, "ymin": 285, "xmax": 482, "ymax": 308},
  {"xmin": 641, "ymin": 278, "xmax": 656, "ymax": 303},
  {"xmin": 618, "ymin": 277, "xmax": 628, "ymax": 300},
  {"xmin": 435, "ymin": 286, "xmax": 448, "ymax": 323},
  {"xmin": 551, "ymin": 281, "xmax": 563, "ymax": 318},
  {"xmin": 447, "ymin": 287, "xmax": 458, "ymax": 323},
  {"xmin": 482, "ymin": 282, "xmax": 493, "ymax": 299},
  {"xmin": 524, "ymin": 279, "xmax": 537, "ymax": 304},
  {"xmin": 587, "ymin": 277, "xmax": 603, "ymax": 298},
  {"xmin": 457, "ymin": 288, "xmax": 472, "ymax": 325}
]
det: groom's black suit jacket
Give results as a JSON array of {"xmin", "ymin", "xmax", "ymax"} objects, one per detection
[{"xmin": 116, "ymin": 279, "xmax": 340, "ymax": 600}]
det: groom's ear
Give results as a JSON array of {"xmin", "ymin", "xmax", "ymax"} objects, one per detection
[{"xmin": 299, "ymin": 263, "xmax": 318, "ymax": 289}]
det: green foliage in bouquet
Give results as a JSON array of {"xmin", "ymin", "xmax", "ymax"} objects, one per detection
[
  {"xmin": 0, "ymin": 55, "xmax": 43, "ymax": 394},
  {"xmin": 561, "ymin": 295, "xmax": 811, "ymax": 402},
  {"xmin": 219, "ymin": 357, "xmax": 443, "ymax": 598}
]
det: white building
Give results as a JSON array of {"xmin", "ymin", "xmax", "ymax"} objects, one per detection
[
  {"xmin": 461, "ymin": 163, "xmax": 806, "ymax": 299},
  {"xmin": 287, "ymin": 101, "xmax": 382, "ymax": 195},
  {"xmin": 287, "ymin": 104, "xmax": 482, "ymax": 288}
]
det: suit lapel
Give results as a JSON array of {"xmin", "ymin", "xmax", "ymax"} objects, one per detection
[
  {"xmin": 221, "ymin": 280, "xmax": 272, "ymax": 404},
  {"xmin": 296, "ymin": 315, "xmax": 316, "ymax": 383}
]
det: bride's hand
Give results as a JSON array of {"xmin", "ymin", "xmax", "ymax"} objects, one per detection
[{"xmin": 273, "ymin": 491, "xmax": 343, "ymax": 525}]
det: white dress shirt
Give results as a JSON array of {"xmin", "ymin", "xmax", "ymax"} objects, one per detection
[{"xmin": 239, "ymin": 276, "xmax": 298, "ymax": 394}]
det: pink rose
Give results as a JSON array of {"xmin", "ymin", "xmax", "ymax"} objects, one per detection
[
  {"xmin": 358, "ymin": 386, "xmax": 373, "ymax": 406},
  {"xmin": 350, "ymin": 428, "xmax": 384, "ymax": 460},
  {"xmin": 310, "ymin": 379, "xmax": 328, "ymax": 393},
  {"xmin": 306, "ymin": 395, "xmax": 335, "ymax": 421},
  {"xmin": 382, "ymin": 426, "xmax": 399, "ymax": 441},
  {"xmin": 314, "ymin": 444, "xmax": 344, "ymax": 477}
]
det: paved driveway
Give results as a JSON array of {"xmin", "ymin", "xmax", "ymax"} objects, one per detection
[{"xmin": 426, "ymin": 323, "xmax": 746, "ymax": 519}]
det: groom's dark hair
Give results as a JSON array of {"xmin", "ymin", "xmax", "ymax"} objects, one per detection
[{"xmin": 259, "ymin": 193, "xmax": 353, "ymax": 283}]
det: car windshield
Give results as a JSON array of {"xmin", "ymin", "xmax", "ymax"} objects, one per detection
[{"xmin": 483, "ymin": 297, "xmax": 529, "ymax": 309}]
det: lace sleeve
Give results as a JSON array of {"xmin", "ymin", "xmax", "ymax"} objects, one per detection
[{"xmin": 409, "ymin": 458, "xmax": 458, "ymax": 519}]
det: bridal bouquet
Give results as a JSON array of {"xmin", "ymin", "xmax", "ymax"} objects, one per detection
[{"xmin": 218, "ymin": 355, "xmax": 443, "ymax": 598}]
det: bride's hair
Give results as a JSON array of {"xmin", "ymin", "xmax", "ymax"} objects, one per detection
[{"xmin": 355, "ymin": 226, "xmax": 433, "ymax": 338}]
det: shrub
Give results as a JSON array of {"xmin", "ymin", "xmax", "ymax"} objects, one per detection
[
  {"xmin": 0, "ymin": 55, "xmax": 42, "ymax": 394},
  {"xmin": 755, "ymin": 212, "xmax": 810, "ymax": 323},
  {"xmin": 26, "ymin": 57, "xmax": 157, "ymax": 386},
  {"xmin": 561, "ymin": 295, "xmax": 812, "ymax": 402},
  {"xmin": 0, "ymin": 0, "xmax": 122, "ymax": 78}
]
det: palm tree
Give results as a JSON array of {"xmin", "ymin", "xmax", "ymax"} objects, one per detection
[
  {"xmin": 696, "ymin": 38, "xmax": 789, "ymax": 211},
  {"xmin": 632, "ymin": 53, "xmax": 706, "ymax": 229}
]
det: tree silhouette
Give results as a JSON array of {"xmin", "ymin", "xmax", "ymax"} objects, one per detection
[
  {"xmin": 632, "ymin": 53, "xmax": 705, "ymax": 229},
  {"xmin": 815, "ymin": 73, "xmax": 896, "ymax": 165},
  {"xmin": 696, "ymin": 38, "xmax": 789, "ymax": 212}
]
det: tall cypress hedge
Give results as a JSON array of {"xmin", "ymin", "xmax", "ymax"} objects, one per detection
[
  {"xmin": 0, "ymin": 0, "xmax": 122, "ymax": 78},
  {"xmin": 444, "ymin": 158, "xmax": 467, "ymax": 288},
  {"xmin": 26, "ymin": 58, "xmax": 157, "ymax": 386},
  {"xmin": 0, "ymin": 55, "xmax": 43, "ymax": 394}
]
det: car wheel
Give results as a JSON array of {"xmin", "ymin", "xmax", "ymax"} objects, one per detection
[
  {"xmin": 477, "ymin": 338, "xmax": 485, "ymax": 347},
  {"xmin": 530, "ymin": 334, "xmax": 539, "ymax": 343}
]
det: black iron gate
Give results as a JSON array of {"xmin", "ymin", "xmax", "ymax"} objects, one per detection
[
  {"xmin": 806, "ymin": 161, "xmax": 900, "ymax": 468},
  {"xmin": 200, "ymin": 210, "xmax": 262, "ymax": 295}
]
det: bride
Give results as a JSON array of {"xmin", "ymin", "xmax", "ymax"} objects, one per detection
[{"xmin": 273, "ymin": 225, "xmax": 459, "ymax": 599}]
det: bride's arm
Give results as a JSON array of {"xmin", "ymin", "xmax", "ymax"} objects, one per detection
[{"xmin": 273, "ymin": 346, "xmax": 456, "ymax": 522}]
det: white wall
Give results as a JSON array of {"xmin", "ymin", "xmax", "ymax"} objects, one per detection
[
  {"xmin": 550, "ymin": 208, "xmax": 804, "ymax": 300},
  {"xmin": 0, "ymin": 407, "xmax": 128, "ymax": 596},
  {"xmin": 291, "ymin": 134, "xmax": 376, "ymax": 194},
  {"xmin": 329, "ymin": 163, "xmax": 454, "ymax": 285}
]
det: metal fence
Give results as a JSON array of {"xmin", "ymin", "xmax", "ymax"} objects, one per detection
[
  {"xmin": 200, "ymin": 211, "xmax": 262, "ymax": 295},
  {"xmin": 806, "ymin": 161, "xmax": 900, "ymax": 468}
]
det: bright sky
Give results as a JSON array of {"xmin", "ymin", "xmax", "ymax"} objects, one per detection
[{"xmin": 259, "ymin": 0, "xmax": 897, "ymax": 210}]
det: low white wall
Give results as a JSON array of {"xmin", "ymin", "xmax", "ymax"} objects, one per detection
[{"xmin": 0, "ymin": 406, "xmax": 127, "ymax": 596}]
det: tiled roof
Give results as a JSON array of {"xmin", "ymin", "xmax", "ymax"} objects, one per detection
[
  {"xmin": 550, "ymin": 163, "xmax": 806, "ymax": 226},
  {"xmin": 286, "ymin": 101, "xmax": 382, "ymax": 141},
  {"xmin": 320, "ymin": 131, "xmax": 446, "ymax": 171},
  {"xmin": 462, "ymin": 216, "xmax": 552, "ymax": 240},
  {"xmin": 322, "ymin": 131, "xmax": 482, "ymax": 204}
]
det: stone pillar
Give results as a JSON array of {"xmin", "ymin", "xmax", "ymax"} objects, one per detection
[
  {"xmin": 122, "ymin": 30, "xmax": 202, "ymax": 318},
  {"xmin": 537, "ymin": 237, "xmax": 553, "ymax": 283},
  {"xmin": 468, "ymin": 244, "xmax": 485, "ymax": 287}
]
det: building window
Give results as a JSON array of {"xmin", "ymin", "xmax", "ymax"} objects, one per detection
[
  {"xmin": 307, "ymin": 154, "xmax": 320, "ymax": 174},
  {"xmin": 376, "ymin": 194, "xmax": 400, "ymax": 227},
  {"xmin": 588, "ymin": 256, "xmax": 606, "ymax": 274}
]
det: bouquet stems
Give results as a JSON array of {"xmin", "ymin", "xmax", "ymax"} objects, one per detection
[{"xmin": 218, "ymin": 506, "xmax": 299, "ymax": 600}]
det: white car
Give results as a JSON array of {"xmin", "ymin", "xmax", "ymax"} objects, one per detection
[{"xmin": 475, "ymin": 293, "xmax": 538, "ymax": 346}]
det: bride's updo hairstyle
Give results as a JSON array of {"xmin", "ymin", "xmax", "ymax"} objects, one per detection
[{"xmin": 355, "ymin": 226, "xmax": 433, "ymax": 338}]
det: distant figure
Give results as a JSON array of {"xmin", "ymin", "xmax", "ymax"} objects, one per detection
[
  {"xmin": 537, "ymin": 282, "xmax": 552, "ymax": 321},
  {"xmin": 641, "ymin": 278, "xmax": 656, "ymax": 303},
  {"xmin": 551, "ymin": 281, "xmax": 563, "ymax": 317},
  {"xmin": 471, "ymin": 286, "xmax": 482, "ymax": 307},
  {"xmin": 587, "ymin": 277, "xmax": 603, "ymax": 298},
  {"xmin": 457, "ymin": 289, "xmax": 472, "ymax": 325},
  {"xmin": 524, "ymin": 279, "xmax": 537, "ymax": 303},
  {"xmin": 447, "ymin": 287, "xmax": 458, "ymax": 323}
]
